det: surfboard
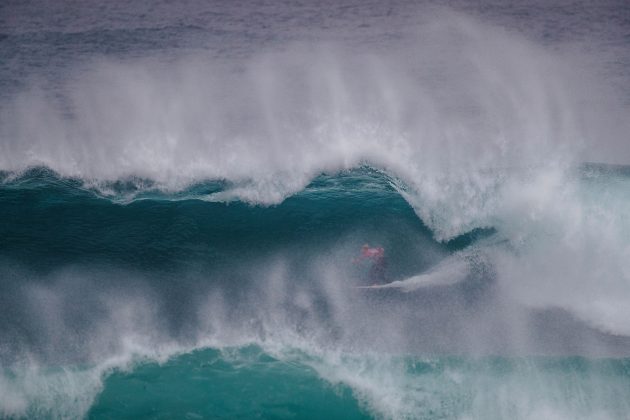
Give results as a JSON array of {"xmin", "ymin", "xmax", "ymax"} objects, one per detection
[{"xmin": 355, "ymin": 257, "xmax": 469, "ymax": 292}]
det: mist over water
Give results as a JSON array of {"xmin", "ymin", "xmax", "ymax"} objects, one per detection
[{"xmin": 2, "ymin": 1, "xmax": 630, "ymax": 418}]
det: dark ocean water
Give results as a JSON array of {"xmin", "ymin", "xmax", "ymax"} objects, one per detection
[{"xmin": 2, "ymin": 1, "xmax": 630, "ymax": 419}]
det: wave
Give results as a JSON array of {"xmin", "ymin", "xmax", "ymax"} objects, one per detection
[
  {"xmin": 4, "ymin": 343, "xmax": 630, "ymax": 419},
  {"xmin": 2, "ymin": 12, "xmax": 629, "ymax": 192},
  {"xmin": 3, "ymin": 8, "xmax": 630, "ymax": 419},
  {"xmin": 89, "ymin": 345, "xmax": 630, "ymax": 419}
]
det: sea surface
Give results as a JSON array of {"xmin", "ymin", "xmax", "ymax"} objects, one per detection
[{"xmin": 2, "ymin": 1, "xmax": 630, "ymax": 419}]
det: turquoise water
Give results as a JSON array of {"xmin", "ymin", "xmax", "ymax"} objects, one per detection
[
  {"xmin": 88, "ymin": 346, "xmax": 630, "ymax": 419},
  {"xmin": 90, "ymin": 346, "xmax": 367, "ymax": 420}
]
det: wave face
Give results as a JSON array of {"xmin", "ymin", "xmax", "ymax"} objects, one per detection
[
  {"xmin": 2, "ymin": 0, "xmax": 630, "ymax": 418},
  {"xmin": 89, "ymin": 346, "xmax": 630, "ymax": 420}
]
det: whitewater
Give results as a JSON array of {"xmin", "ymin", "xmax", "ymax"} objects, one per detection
[{"xmin": 1, "ymin": 0, "xmax": 630, "ymax": 418}]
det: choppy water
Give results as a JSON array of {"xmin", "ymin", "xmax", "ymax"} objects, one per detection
[{"xmin": 2, "ymin": 1, "xmax": 630, "ymax": 419}]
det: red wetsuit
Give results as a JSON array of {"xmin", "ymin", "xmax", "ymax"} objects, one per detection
[{"xmin": 357, "ymin": 246, "xmax": 387, "ymax": 284}]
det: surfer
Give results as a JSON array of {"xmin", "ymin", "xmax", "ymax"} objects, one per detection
[{"xmin": 353, "ymin": 244, "xmax": 387, "ymax": 284}]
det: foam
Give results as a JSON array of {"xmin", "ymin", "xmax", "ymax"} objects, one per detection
[
  {"xmin": 491, "ymin": 167, "xmax": 630, "ymax": 336},
  {"xmin": 2, "ymin": 12, "xmax": 626, "ymax": 208}
]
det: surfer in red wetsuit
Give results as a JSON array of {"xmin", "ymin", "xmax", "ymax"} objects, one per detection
[{"xmin": 353, "ymin": 244, "xmax": 387, "ymax": 284}]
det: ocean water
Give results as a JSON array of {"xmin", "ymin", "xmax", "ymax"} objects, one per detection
[{"xmin": 2, "ymin": 1, "xmax": 630, "ymax": 419}]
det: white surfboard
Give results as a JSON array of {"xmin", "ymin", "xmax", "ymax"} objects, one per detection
[{"xmin": 356, "ymin": 257, "xmax": 469, "ymax": 292}]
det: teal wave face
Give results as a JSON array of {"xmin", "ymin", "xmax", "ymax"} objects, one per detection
[
  {"xmin": 0, "ymin": 167, "xmax": 448, "ymax": 275},
  {"xmin": 88, "ymin": 346, "xmax": 630, "ymax": 420},
  {"xmin": 89, "ymin": 346, "xmax": 368, "ymax": 420}
]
